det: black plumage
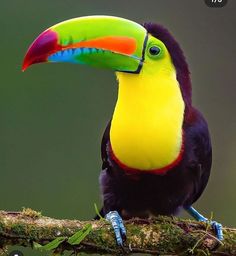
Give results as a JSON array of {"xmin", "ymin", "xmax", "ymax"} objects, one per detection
[{"xmin": 97, "ymin": 24, "xmax": 212, "ymax": 219}]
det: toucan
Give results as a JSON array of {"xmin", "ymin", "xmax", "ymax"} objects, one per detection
[{"xmin": 22, "ymin": 15, "xmax": 223, "ymax": 245}]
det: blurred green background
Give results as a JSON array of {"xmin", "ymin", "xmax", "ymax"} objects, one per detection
[{"xmin": 0, "ymin": 0, "xmax": 235, "ymax": 255}]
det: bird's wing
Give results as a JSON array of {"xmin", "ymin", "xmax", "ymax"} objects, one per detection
[
  {"xmin": 101, "ymin": 121, "xmax": 111, "ymax": 170},
  {"xmin": 183, "ymin": 107, "xmax": 212, "ymax": 206}
]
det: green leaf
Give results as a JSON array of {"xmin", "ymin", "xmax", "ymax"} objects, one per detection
[
  {"xmin": 33, "ymin": 237, "xmax": 66, "ymax": 251},
  {"xmin": 94, "ymin": 203, "xmax": 104, "ymax": 220},
  {"xmin": 68, "ymin": 224, "xmax": 92, "ymax": 245},
  {"xmin": 33, "ymin": 241, "xmax": 43, "ymax": 249}
]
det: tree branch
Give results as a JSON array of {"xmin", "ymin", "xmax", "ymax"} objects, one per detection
[{"xmin": 0, "ymin": 208, "xmax": 235, "ymax": 255}]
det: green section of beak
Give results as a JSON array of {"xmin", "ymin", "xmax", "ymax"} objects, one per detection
[{"xmin": 23, "ymin": 15, "xmax": 147, "ymax": 73}]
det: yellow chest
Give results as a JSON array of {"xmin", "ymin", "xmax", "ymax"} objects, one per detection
[{"xmin": 110, "ymin": 71, "xmax": 185, "ymax": 171}]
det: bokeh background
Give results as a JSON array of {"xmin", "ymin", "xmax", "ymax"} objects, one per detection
[{"xmin": 1, "ymin": 0, "xmax": 235, "ymax": 255}]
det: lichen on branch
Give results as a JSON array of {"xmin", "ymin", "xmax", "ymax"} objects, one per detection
[{"xmin": 0, "ymin": 209, "xmax": 235, "ymax": 255}]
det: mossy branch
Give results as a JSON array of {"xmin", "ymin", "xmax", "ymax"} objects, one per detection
[{"xmin": 0, "ymin": 209, "xmax": 236, "ymax": 255}]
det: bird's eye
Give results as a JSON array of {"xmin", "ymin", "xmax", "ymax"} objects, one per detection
[{"xmin": 149, "ymin": 46, "xmax": 161, "ymax": 56}]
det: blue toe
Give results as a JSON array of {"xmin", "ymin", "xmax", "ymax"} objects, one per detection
[
  {"xmin": 117, "ymin": 214, "xmax": 126, "ymax": 239},
  {"xmin": 185, "ymin": 206, "xmax": 224, "ymax": 241},
  {"xmin": 185, "ymin": 206, "xmax": 224, "ymax": 240},
  {"xmin": 105, "ymin": 211, "xmax": 126, "ymax": 246},
  {"xmin": 211, "ymin": 221, "xmax": 223, "ymax": 241}
]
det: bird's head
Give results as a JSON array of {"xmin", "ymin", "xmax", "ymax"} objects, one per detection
[{"xmin": 22, "ymin": 15, "xmax": 191, "ymax": 106}]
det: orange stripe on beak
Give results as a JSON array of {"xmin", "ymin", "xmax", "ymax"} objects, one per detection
[{"xmin": 62, "ymin": 36, "xmax": 137, "ymax": 55}]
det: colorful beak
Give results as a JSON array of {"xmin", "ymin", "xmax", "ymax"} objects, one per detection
[{"xmin": 22, "ymin": 16, "xmax": 147, "ymax": 73}]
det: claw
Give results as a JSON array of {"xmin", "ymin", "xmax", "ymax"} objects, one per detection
[
  {"xmin": 211, "ymin": 221, "xmax": 223, "ymax": 241},
  {"xmin": 105, "ymin": 211, "xmax": 127, "ymax": 246},
  {"xmin": 185, "ymin": 206, "xmax": 223, "ymax": 240}
]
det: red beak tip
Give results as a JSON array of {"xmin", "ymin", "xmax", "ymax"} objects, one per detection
[
  {"xmin": 22, "ymin": 29, "xmax": 58, "ymax": 72},
  {"xmin": 21, "ymin": 62, "xmax": 28, "ymax": 72}
]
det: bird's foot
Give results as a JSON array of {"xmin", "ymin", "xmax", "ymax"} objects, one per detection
[
  {"xmin": 210, "ymin": 220, "xmax": 223, "ymax": 241},
  {"xmin": 185, "ymin": 206, "xmax": 223, "ymax": 240},
  {"xmin": 199, "ymin": 218, "xmax": 223, "ymax": 241},
  {"xmin": 105, "ymin": 211, "xmax": 126, "ymax": 246}
]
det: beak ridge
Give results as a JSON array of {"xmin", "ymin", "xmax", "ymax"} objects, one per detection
[{"xmin": 22, "ymin": 15, "xmax": 147, "ymax": 73}]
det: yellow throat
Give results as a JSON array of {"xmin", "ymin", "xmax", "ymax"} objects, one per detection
[{"xmin": 110, "ymin": 54, "xmax": 185, "ymax": 171}]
